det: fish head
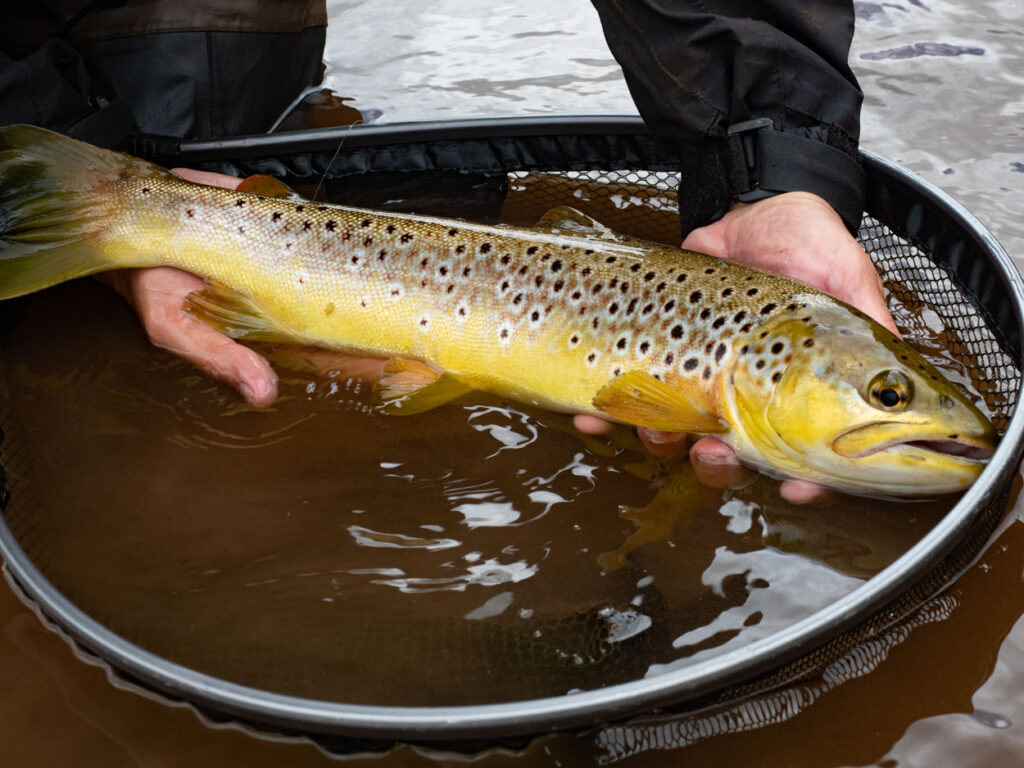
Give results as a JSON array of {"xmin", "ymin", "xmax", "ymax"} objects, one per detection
[{"xmin": 725, "ymin": 299, "xmax": 997, "ymax": 496}]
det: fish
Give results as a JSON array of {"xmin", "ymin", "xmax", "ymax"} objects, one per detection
[{"xmin": 0, "ymin": 124, "xmax": 997, "ymax": 496}]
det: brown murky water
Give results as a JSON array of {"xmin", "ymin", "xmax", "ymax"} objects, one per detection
[{"xmin": 1, "ymin": 1, "xmax": 1022, "ymax": 766}]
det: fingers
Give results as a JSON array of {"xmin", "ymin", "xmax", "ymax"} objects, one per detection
[
  {"xmin": 171, "ymin": 167, "xmax": 244, "ymax": 190},
  {"xmin": 109, "ymin": 267, "xmax": 279, "ymax": 407},
  {"xmin": 573, "ymin": 413, "xmax": 617, "ymax": 435},
  {"xmin": 689, "ymin": 437, "xmax": 751, "ymax": 489}
]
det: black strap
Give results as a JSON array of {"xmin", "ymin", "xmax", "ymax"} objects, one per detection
[{"xmin": 726, "ymin": 118, "xmax": 866, "ymax": 232}]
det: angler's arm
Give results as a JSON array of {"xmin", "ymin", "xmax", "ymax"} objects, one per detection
[{"xmin": 586, "ymin": 0, "xmax": 888, "ymax": 501}]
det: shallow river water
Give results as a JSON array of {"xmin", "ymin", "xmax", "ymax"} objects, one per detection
[{"xmin": 1, "ymin": 1, "xmax": 1023, "ymax": 766}]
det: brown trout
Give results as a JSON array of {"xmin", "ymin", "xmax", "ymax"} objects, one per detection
[{"xmin": 0, "ymin": 125, "xmax": 997, "ymax": 495}]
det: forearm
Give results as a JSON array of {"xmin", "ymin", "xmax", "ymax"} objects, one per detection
[{"xmin": 591, "ymin": 0, "xmax": 866, "ymax": 234}]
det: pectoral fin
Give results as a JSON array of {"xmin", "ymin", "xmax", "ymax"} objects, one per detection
[
  {"xmin": 375, "ymin": 358, "xmax": 472, "ymax": 415},
  {"xmin": 237, "ymin": 174, "xmax": 304, "ymax": 200},
  {"xmin": 184, "ymin": 282, "xmax": 295, "ymax": 342},
  {"xmin": 592, "ymin": 371, "xmax": 726, "ymax": 434}
]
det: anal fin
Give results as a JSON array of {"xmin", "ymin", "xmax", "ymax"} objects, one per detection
[
  {"xmin": 375, "ymin": 358, "xmax": 472, "ymax": 415},
  {"xmin": 184, "ymin": 282, "xmax": 295, "ymax": 342},
  {"xmin": 592, "ymin": 371, "xmax": 726, "ymax": 434}
]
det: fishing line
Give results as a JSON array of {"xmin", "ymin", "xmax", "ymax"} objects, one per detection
[{"xmin": 313, "ymin": 120, "xmax": 362, "ymax": 202}]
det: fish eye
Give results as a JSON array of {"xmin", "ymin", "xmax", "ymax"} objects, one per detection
[{"xmin": 868, "ymin": 370, "xmax": 913, "ymax": 411}]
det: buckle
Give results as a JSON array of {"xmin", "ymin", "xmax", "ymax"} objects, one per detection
[{"xmin": 726, "ymin": 117, "xmax": 775, "ymax": 203}]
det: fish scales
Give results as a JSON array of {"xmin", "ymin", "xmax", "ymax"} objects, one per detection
[
  {"xmin": 103, "ymin": 172, "xmax": 812, "ymax": 417},
  {"xmin": 0, "ymin": 125, "xmax": 997, "ymax": 495}
]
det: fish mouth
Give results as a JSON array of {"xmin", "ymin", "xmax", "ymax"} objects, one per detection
[{"xmin": 832, "ymin": 422, "xmax": 997, "ymax": 462}]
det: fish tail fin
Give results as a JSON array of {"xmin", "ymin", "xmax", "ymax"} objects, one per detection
[{"xmin": 0, "ymin": 124, "xmax": 164, "ymax": 299}]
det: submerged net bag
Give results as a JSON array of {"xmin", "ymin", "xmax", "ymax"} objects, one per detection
[{"xmin": 1, "ymin": 117, "xmax": 1022, "ymax": 751}]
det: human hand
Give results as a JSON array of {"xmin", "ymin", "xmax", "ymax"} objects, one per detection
[
  {"xmin": 576, "ymin": 191, "xmax": 890, "ymax": 503},
  {"xmin": 97, "ymin": 168, "xmax": 279, "ymax": 407}
]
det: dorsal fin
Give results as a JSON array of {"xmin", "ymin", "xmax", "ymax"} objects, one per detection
[
  {"xmin": 533, "ymin": 205, "xmax": 630, "ymax": 244},
  {"xmin": 237, "ymin": 174, "xmax": 303, "ymax": 200}
]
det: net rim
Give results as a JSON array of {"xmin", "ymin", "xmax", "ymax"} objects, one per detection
[{"xmin": 1, "ymin": 117, "xmax": 1022, "ymax": 742}]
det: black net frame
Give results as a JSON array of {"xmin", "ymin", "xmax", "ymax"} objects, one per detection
[{"xmin": 1, "ymin": 116, "xmax": 1022, "ymax": 748}]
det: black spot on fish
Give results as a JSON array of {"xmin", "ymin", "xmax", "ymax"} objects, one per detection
[
  {"xmin": 644, "ymin": 271, "xmax": 656, "ymax": 281},
  {"xmin": 571, "ymin": 291, "xmax": 582, "ymax": 300},
  {"xmin": 700, "ymin": 308, "xmax": 712, "ymax": 320},
  {"xmin": 609, "ymin": 302, "xmax": 619, "ymax": 315},
  {"xmin": 519, "ymin": 265, "xmax": 529, "ymax": 275},
  {"xmin": 535, "ymin": 275, "xmax": 544, "ymax": 287},
  {"xmin": 613, "ymin": 367, "xmax": 622, "ymax": 376},
  {"xmin": 741, "ymin": 345, "xmax": 749, "ymax": 354},
  {"xmin": 501, "ymin": 254, "xmax": 511, "ymax": 265},
  {"xmin": 531, "ymin": 310, "xmax": 540, "ymax": 321},
  {"xmin": 237, "ymin": 226, "xmax": 245, "ymax": 234},
  {"xmin": 420, "ymin": 257, "xmax": 429, "ymax": 268},
  {"xmin": 605, "ymin": 256, "xmax": 617, "ymax": 264},
  {"xmin": 449, "ymin": 228, "xmax": 459, "ymax": 236},
  {"xmin": 463, "ymin": 267, "xmax": 472, "ymax": 277},
  {"xmin": 459, "ymin": 307, "xmax": 466, "ymax": 316},
  {"xmin": 760, "ymin": 303, "xmax": 777, "ymax": 315},
  {"xmin": 756, "ymin": 360, "xmax": 765, "ymax": 369},
  {"xmin": 584, "ymin": 249, "xmax": 594, "ymax": 255},
  {"xmin": 570, "ymin": 334, "xmax": 579, "ymax": 344},
  {"xmin": 363, "ymin": 237, "xmax": 373, "ymax": 246},
  {"xmin": 804, "ymin": 339, "xmax": 815, "ymax": 348},
  {"xmin": 627, "ymin": 298, "xmax": 638, "ymax": 314},
  {"xmin": 772, "ymin": 372, "xmax": 782, "ymax": 384},
  {"xmin": 236, "ymin": 199, "xmax": 246, "ymax": 208},
  {"xmin": 689, "ymin": 291, "xmax": 702, "ymax": 303},
  {"xmin": 704, "ymin": 341, "xmax": 715, "ymax": 354},
  {"xmin": 741, "ymin": 323, "xmax": 752, "ymax": 333},
  {"xmin": 391, "ymin": 288, "xmax": 401, "ymax": 296},
  {"xmin": 665, "ymin": 352, "xmax": 675, "ymax": 364},
  {"xmin": 361, "ymin": 218, "xmax": 371, "ymax": 227},
  {"xmin": 630, "ymin": 263, "xmax": 641, "ymax": 272},
  {"xmin": 501, "ymin": 328, "xmax": 510, "ymax": 339},
  {"xmin": 786, "ymin": 303, "xmax": 798, "ymax": 312},
  {"xmin": 582, "ymin": 267, "xmax": 592, "ymax": 276},
  {"xmin": 272, "ymin": 211, "xmax": 282, "ymax": 221},
  {"xmin": 401, "ymin": 233, "xmax": 414, "ymax": 244},
  {"xmin": 439, "ymin": 266, "xmax": 449, "ymax": 276},
  {"xmin": 704, "ymin": 268, "xmax": 715, "ymax": 275},
  {"xmin": 351, "ymin": 255, "xmax": 360, "ymax": 264},
  {"xmin": 552, "ymin": 260, "xmax": 562, "ymax": 272},
  {"xmin": 295, "ymin": 205, "xmax": 305, "ymax": 212},
  {"xmin": 455, "ymin": 244, "xmax": 466, "ymax": 254},
  {"xmin": 722, "ymin": 287, "xmax": 733, "ymax": 297},
  {"xmin": 684, "ymin": 357, "xmax": 699, "ymax": 371},
  {"xmin": 501, "ymin": 280, "xmax": 509, "ymax": 291},
  {"xmin": 642, "ymin": 303, "xmax": 654, "ymax": 314},
  {"xmin": 379, "ymin": 250, "xmax": 388, "ymax": 260},
  {"xmin": 703, "ymin": 366, "xmax": 712, "ymax": 379},
  {"xmin": 528, "ymin": 246, "xmax": 539, "ymax": 255},
  {"xmin": 747, "ymin": 288, "xmax": 759, "ymax": 296},
  {"xmin": 514, "ymin": 293, "xmax": 524, "ymax": 304},
  {"xmin": 712, "ymin": 317, "xmax": 726, "ymax": 329},
  {"xmin": 734, "ymin": 310, "xmax": 747, "ymax": 323},
  {"xmin": 656, "ymin": 282, "xmax": 667, "ymax": 293},
  {"xmin": 676, "ymin": 273, "xmax": 687, "ymax": 283},
  {"xmin": 715, "ymin": 343, "xmax": 727, "ymax": 363},
  {"xmin": 318, "ymin": 206, "xmax": 329, "ymax": 212},
  {"xmin": 616, "ymin": 337, "xmax": 627, "ymax": 349},
  {"xmin": 639, "ymin": 341, "xmax": 650, "ymax": 353},
  {"xmin": 420, "ymin": 318, "xmax": 428, "ymax": 327},
  {"xmin": 671, "ymin": 325, "xmax": 684, "ymax": 339},
  {"xmin": 609, "ymin": 277, "xmax": 619, "ymax": 288},
  {"xmin": 587, "ymin": 352, "xmax": 596, "ymax": 362},
  {"xmin": 186, "ymin": 209, "xmax": 194, "ymax": 218},
  {"xmin": 303, "ymin": 221, "xmax": 312, "ymax": 230},
  {"xmin": 480, "ymin": 242, "xmax": 492, "ymax": 253},
  {"xmin": 663, "ymin": 300, "xmax": 676, "ymax": 312},
  {"xmin": 387, "ymin": 224, "xmax": 396, "ymax": 234},
  {"xmin": 141, "ymin": 187, "xmax": 151, "ymax": 194},
  {"xmin": 592, "ymin": 317, "xmax": 600, "ymax": 329},
  {"xmin": 554, "ymin": 280, "xmax": 565, "ymax": 291},
  {"xmin": 592, "ymin": 283, "xmax": 603, "ymax": 294},
  {"xmin": 447, "ymin": 285, "xmax": 455, "ymax": 293},
  {"xmin": 771, "ymin": 342, "xmax": 784, "ymax": 354},
  {"xmin": 326, "ymin": 220, "xmax": 337, "ymax": 231}
]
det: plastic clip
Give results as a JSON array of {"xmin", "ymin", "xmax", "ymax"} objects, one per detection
[{"xmin": 726, "ymin": 117, "xmax": 775, "ymax": 203}]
